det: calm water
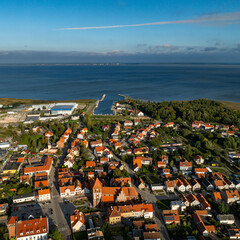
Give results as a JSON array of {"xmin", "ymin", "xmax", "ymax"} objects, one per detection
[{"xmin": 0, "ymin": 64, "xmax": 240, "ymax": 114}]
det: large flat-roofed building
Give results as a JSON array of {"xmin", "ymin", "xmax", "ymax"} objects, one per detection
[
  {"xmin": 3, "ymin": 162, "xmax": 21, "ymax": 175},
  {"xmin": 50, "ymin": 103, "xmax": 78, "ymax": 115}
]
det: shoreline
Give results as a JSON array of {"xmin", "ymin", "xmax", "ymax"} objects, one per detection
[
  {"xmin": 1, "ymin": 97, "xmax": 240, "ymax": 112},
  {"xmin": 0, "ymin": 98, "xmax": 96, "ymax": 106}
]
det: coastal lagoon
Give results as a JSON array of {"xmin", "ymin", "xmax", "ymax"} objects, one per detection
[{"xmin": 0, "ymin": 64, "xmax": 240, "ymax": 114}]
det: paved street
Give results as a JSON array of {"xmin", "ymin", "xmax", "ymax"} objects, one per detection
[{"xmin": 107, "ymin": 146, "xmax": 171, "ymax": 240}]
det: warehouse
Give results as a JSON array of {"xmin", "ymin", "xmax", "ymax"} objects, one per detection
[{"xmin": 50, "ymin": 103, "xmax": 78, "ymax": 115}]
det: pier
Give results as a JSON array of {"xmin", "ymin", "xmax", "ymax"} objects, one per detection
[{"xmin": 92, "ymin": 94, "xmax": 106, "ymax": 114}]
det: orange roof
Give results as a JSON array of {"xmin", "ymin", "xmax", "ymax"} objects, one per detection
[
  {"xmin": 214, "ymin": 179, "xmax": 225, "ymax": 187},
  {"xmin": 109, "ymin": 203, "xmax": 153, "ymax": 214},
  {"xmin": 93, "ymin": 178, "xmax": 103, "ymax": 189},
  {"xmin": 71, "ymin": 210, "xmax": 85, "ymax": 228},
  {"xmin": 95, "ymin": 146, "xmax": 104, "ymax": 152},
  {"xmin": 102, "ymin": 195, "xmax": 115, "ymax": 202},
  {"xmin": 133, "ymin": 158, "xmax": 142, "ymax": 169},
  {"xmin": 24, "ymin": 156, "xmax": 53, "ymax": 174},
  {"xmin": 226, "ymin": 190, "xmax": 240, "ymax": 199},
  {"xmin": 213, "ymin": 192, "xmax": 222, "ymax": 201},
  {"xmin": 60, "ymin": 185, "xmax": 75, "ymax": 193},
  {"xmin": 38, "ymin": 189, "xmax": 50, "ymax": 195},
  {"xmin": 195, "ymin": 168, "xmax": 208, "ymax": 173},
  {"xmin": 180, "ymin": 160, "xmax": 192, "ymax": 167},
  {"xmin": 166, "ymin": 180, "xmax": 174, "ymax": 188},
  {"xmin": 86, "ymin": 161, "xmax": 96, "ymax": 168},
  {"xmin": 16, "ymin": 217, "xmax": 48, "ymax": 238},
  {"xmin": 17, "ymin": 157, "xmax": 25, "ymax": 163},
  {"xmin": 8, "ymin": 216, "xmax": 18, "ymax": 225}
]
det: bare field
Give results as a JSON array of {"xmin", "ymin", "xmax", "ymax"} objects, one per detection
[
  {"xmin": 0, "ymin": 112, "xmax": 26, "ymax": 124},
  {"xmin": 218, "ymin": 101, "xmax": 240, "ymax": 111}
]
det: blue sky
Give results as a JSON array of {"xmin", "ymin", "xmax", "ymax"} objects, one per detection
[{"xmin": 0, "ymin": 0, "xmax": 240, "ymax": 63}]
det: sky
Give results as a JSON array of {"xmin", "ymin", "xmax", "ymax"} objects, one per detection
[{"xmin": 0, "ymin": 0, "xmax": 240, "ymax": 63}]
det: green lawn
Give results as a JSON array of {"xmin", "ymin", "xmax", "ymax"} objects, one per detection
[{"xmin": 73, "ymin": 200, "xmax": 86, "ymax": 206}]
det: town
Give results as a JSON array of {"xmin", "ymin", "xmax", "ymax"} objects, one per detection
[{"xmin": 0, "ymin": 97, "xmax": 240, "ymax": 240}]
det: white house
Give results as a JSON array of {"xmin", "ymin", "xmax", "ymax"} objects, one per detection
[
  {"xmin": 151, "ymin": 184, "xmax": 164, "ymax": 191},
  {"xmin": 71, "ymin": 210, "xmax": 86, "ymax": 232},
  {"xmin": 170, "ymin": 201, "xmax": 186, "ymax": 212},
  {"xmin": 38, "ymin": 189, "xmax": 51, "ymax": 202}
]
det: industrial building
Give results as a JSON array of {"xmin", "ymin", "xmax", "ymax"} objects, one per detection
[{"xmin": 50, "ymin": 103, "xmax": 78, "ymax": 115}]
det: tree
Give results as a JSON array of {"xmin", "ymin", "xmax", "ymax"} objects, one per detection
[
  {"xmin": 102, "ymin": 223, "xmax": 111, "ymax": 240},
  {"xmin": 49, "ymin": 229, "xmax": 63, "ymax": 240},
  {"xmin": 218, "ymin": 202, "xmax": 229, "ymax": 214}
]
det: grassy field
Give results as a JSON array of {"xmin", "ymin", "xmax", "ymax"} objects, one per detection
[
  {"xmin": 0, "ymin": 98, "xmax": 96, "ymax": 106},
  {"xmin": 218, "ymin": 101, "xmax": 240, "ymax": 111}
]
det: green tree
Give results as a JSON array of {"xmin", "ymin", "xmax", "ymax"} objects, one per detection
[{"xmin": 49, "ymin": 229, "xmax": 63, "ymax": 240}]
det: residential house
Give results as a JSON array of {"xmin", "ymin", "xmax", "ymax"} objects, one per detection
[
  {"xmin": 179, "ymin": 160, "xmax": 192, "ymax": 172},
  {"xmin": 232, "ymin": 179, "xmax": 240, "ymax": 190},
  {"xmin": 193, "ymin": 213, "xmax": 215, "ymax": 236},
  {"xmin": 179, "ymin": 194, "xmax": 190, "ymax": 207},
  {"xmin": 189, "ymin": 178, "xmax": 201, "ymax": 191},
  {"xmin": 158, "ymin": 161, "xmax": 166, "ymax": 168},
  {"xmin": 196, "ymin": 193, "xmax": 211, "ymax": 210},
  {"xmin": 222, "ymin": 190, "xmax": 240, "ymax": 204},
  {"xmin": 228, "ymin": 229, "xmax": 240, "ymax": 239},
  {"xmin": 0, "ymin": 203, "xmax": 8, "ymax": 215},
  {"xmin": 110, "ymin": 177, "xmax": 132, "ymax": 187},
  {"xmin": 201, "ymin": 178, "xmax": 214, "ymax": 191},
  {"xmin": 194, "ymin": 155, "xmax": 204, "ymax": 165},
  {"xmin": 143, "ymin": 232, "xmax": 161, "ymax": 240},
  {"xmin": 217, "ymin": 214, "xmax": 235, "ymax": 225},
  {"xmin": 7, "ymin": 216, "xmax": 49, "ymax": 240},
  {"xmin": 186, "ymin": 193, "xmax": 200, "ymax": 207},
  {"xmin": 170, "ymin": 201, "xmax": 186, "ymax": 212},
  {"xmin": 13, "ymin": 192, "xmax": 36, "ymax": 204},
  {"xmin": 100, "ymin": 157, "xmax": 109, "ymax": 165},
  {"xmin": 151, "ymin": 184, "xmax": 164, "ymax": 191},
  {"xmin": 86, "ymin": 161, "xmax": 96, "ymax": 168},
  {"xmin": 174, "ymin": 179, "xmax": 186, "ymax": 192},
  {"xmin": 162, "ymin": 210, "xmax": 180, "ymax": 224},
  {"xmin": 211, "ymin": 192, "xmax": 222, "ymax": 203},
  {"xmin": 70, "ymin": 210, "xmax": 86, "ymax": 232},
  {"xmin": 38, "ymin": 189, "xmax": 51, "ymax": 202},
  {"xmin": 180, "ymin": 177, "xmax": 192, "ymax": 192},
  {"xmin": 124, "ymin": 120, "xmax": 133, "ymax": 127},
  {"xmin": 165, "ymin": 180, "xmax": 174, "ymax": 193},
  {"xmin": 108, "ymin": 203, "xmax": 153, "ymax": 224},
  {"xmin": 194, "ymin": 168, "xmax": 208, "ymax": 176},
  {"xmin": 161, "ymin": 155, "xmax": 169, "ymax": 163},
  {"xmin": 136, "ymin": 178, "xmax": 146, "ymax": 190},
  {"xmin": 90, "ymin": 140, "xmax": 103, "ymax": 149}
]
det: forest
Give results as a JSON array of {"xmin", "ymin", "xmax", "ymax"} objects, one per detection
[{"xmin": 131, "ymin": 98, "xmax": 240, "ymax": 125}]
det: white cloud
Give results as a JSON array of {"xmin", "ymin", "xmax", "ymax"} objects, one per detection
[{"xmin": 58, "ymin": 12, "xmax": 240, "ymax": 30}]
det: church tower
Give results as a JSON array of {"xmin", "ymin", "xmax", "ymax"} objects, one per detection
[{"xmin": 92, "ymin": 178, "xmax": 103, "ymax": 207}]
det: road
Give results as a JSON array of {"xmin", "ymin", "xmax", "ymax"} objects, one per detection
[
  {"xmin": 105, "ymin": 144, "xmax": 171, "ymax": 240},
  {"xmin": 47, "ymin": 123, "xmax": 84, "ymax": 240},
  {"xmin": 86, "ymin": 102, "xmax": 97, "ymax": 114}
]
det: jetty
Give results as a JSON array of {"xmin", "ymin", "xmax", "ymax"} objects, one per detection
[
  {"xmin": 100, "ymin": 94, "xmax": 106, "ymax": 102},
  {"xmin": 92, "ymin": 94, "xmax": 106, "ymax": 114}
]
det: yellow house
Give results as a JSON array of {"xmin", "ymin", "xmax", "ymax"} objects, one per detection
[{"xmin": 108, "ymin": 208, "xmax": 121, "ymax": 224}]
